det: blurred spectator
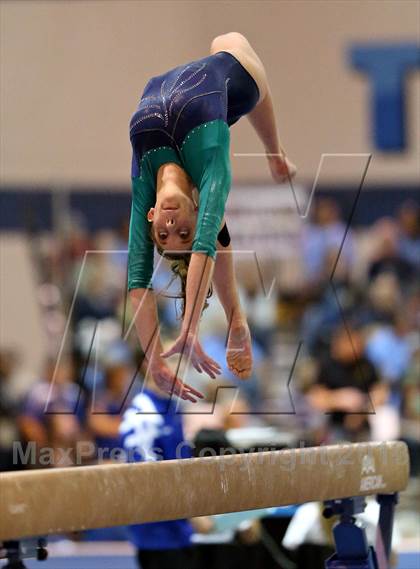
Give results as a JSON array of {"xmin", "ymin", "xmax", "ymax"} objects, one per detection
[
  {"xmin": 401, "ymin": 345, "xmax": 420, "ymax": 475},
  {"xmin": 59, "ymin": 213, "xmax": 92, "ymax": 297},
  {"xmin": 222, "ymin": 393, "xmax": 252, "ymax": 431},
  {"xmin": 183, "ymin": 381, "xmax": 226, "ymax": 442},
  {"xmin": 363, "ymin": 310, "xmax": 414, "ymax": 441},
  {"xmin": 91, "ymin": 230, "xmax": 128, "ymax": 292},
  {"xmin": 73, "ymin": 261, "xmax": 120, "ymax": 324},
  {"xmin": 301, "ymin": 197, "xmax": 354, "ymax": 286},
  {"xmin": 185, "ymin": 384, "xmax": 254, "ymax": 451},
  {"xmin": 73, "ymin": 317, "xmax": 127, "ymax": 392},
  {"xmin": 185, "ymin": 388, "xmax": 263, "ymax": 569},
  {"xmin": 356, "ymin": 273, "xmax": 402, "ymax": 327},
  {"xmin": 305, "ymin": 324, "xmax": 388, "ymax": 442},
  {"xmin": 242, "ymin": 282, "xmax": 278, "ymax": 355},
  {"xmin": 64, "ymin": 214, "xmax": 91, "ymax": 264},
  {"xmin": 300, "ymin": 283, "xmax": 354, "ymax": 357},
  {"xmin": 119, "ymin": 377, "xmax": 200, "ymax": 569},
  {"xmin": 19, "ymin": 357, "xmax": 86, "ymax": 467},
  {"xmin": 365, "ymin": 313, "xmax": 413, "ymax": 393},
  {"xmin": 88, "ymin": 343, "xmax": 135, "ymax": 461},
  {"xmin": 113, "ymin": 217, "xmax": 130, "ymax": 272},
  {"xmin": 195, "ymin": 332, "xmax": 263, "ymax": 408},
  {"xmin": 396, "ymin": 201, "xmax": 420, "ymax": 268},
  {"xmin": 402, "ymin": 347, "xmax": 420, "ymax": 421},
  {"xmin": 0, "ymin": 349, "xmax": 23, "ymax": 471},
  {"xmin": 367, "ymin": 219, "xmax": 416, "ymax": 286}
]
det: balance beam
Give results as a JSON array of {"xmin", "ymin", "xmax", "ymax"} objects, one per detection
[{"xmin": 0, "ymin": 442, "xmax": 409, "ymax": 541}]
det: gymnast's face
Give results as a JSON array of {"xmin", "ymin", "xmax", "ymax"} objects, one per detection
[{"xmin": 147, "ymin": 193, "xmax": 197, "ymax": 251}]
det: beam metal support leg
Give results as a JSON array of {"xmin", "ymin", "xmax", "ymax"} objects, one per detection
[
  {"xmin": 0, "ymin": 539, "xmax": 48, "ymax": 568},
  {"xmin": 324, "ymin": 497, "xmax": 379, "ymax": 569},
  {"xmin": 375, "ymin": 493, "xmax": 398, "ymax": 569}
]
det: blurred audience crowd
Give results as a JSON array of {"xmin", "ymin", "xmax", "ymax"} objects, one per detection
[
  {"xmin": 1, "ymin": 197, "xmax": 419, "ymax": 466},
  {"xmin": 0, "ymin": 196, "xmax": 418, "ymax": 566}
]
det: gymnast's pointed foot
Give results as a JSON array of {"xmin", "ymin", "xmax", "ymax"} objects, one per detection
[{"xmin": 226, "ymin": 315, "xmax": 253, "ymax": 380}]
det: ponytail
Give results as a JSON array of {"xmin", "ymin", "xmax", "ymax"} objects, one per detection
[{"xmin": 165, "ymin": 253, "xmax": 212, "ymax": 319}]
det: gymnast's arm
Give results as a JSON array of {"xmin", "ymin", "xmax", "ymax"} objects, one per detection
[
  {"xmin": 128, "ymin": 177, "xmax": 203, "ymax": 402},
  {"xmin": 166, "ymin": 145, "xmax": 232, "ymax": 355},
  {"xmin": 184, "ymin": 132, "xmax": 233, "ymax": 328},
  {"xmin": 127, "ymin": 176, "xmax": 164, "ymax": 365}
]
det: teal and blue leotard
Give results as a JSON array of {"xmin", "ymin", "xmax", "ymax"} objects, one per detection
[{"xmin": 128, "ymin": 51, "xmax": 260, "ymax": 290}]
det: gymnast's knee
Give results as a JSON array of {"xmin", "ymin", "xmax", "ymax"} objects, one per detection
[{"xmin": 210, "ymin": 32, "xmax": 249, "ymax": 54}]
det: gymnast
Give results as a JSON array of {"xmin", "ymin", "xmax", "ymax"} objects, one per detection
[{"xmin": 128, "ymin": 32, "xmax": 296, "ymax": 402}]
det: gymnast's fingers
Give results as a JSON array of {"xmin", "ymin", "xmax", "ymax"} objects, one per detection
[
  {"xmin": 201, "ymin": 365, "xmax": 216, "ymax": 379},
  {"xmin": 161, "ymin": 344, "xmax": 180, "ymax": 359},
  {"xmin": 200, "ymin": 361, "xmax": 220, "ymax": 379},
  {"xmin": 205, "ymin": 357, "xmax": 221, "ymax": 372},
  {"xmin": 203, "ymin": 357, "xmax": 222, "ymax": 374},
  {"xmin": 177, "ymin": 383, "xmax": 204, "ymax": 403},
  {"xmin": 192, "ymin": 354, "xmax": 220, "ymax": 378},
  {"xmin": 183, "ymin": 383, "xmax": 204, "ymax": 400},
  {"xmin": 208, "ymin": 358, "xmax": 222, "ymax": 373},
  {"xmin": 195, "ymin": 345, "xmax": 222, "ymax": 372},
  {"xmin": 191, "ymin": 357, "xmax": 203, "ymax": 374}
]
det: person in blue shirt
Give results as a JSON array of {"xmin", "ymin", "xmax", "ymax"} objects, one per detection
[
  {"xmin": 119, "ymin": 379, "xmax": 197, "ymax": 569},
  {"xmin": 396, "ymin": 201, "xmax": 420, "ymax": 268}
]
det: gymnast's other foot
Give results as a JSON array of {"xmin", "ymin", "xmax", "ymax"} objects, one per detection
[{"xmin": 226, "ymin": 315, "xmax": 253, "ymax": 380}]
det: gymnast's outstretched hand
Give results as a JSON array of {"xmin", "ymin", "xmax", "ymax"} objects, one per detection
[
  {"xmin": 267, "ymin": 152, "xmax": 297, "ymax": 185},
  {"xmin": 161, "ymin": 331, "xmax": 222, "ymax": 379},
  {"xmin": 150, "ymin": 358, "xmax": 204, "ymax": 403}
]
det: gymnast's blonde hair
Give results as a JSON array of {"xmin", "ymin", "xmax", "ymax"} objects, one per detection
[{"xmin": 150, "ymin": 228, "xmax": 212, "ymax": 318}]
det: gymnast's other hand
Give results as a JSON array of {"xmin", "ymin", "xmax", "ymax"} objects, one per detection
[
  {"xmin": 161, "ymin": 331, "xmax": 222, "ymax": 379},
  {"xmin": 267, "ymin": 152, "xmax": 297, "ymax": 184},
  {"xmin": 150, "ymin": 359, "xmax": 204, "ymax": 403}
]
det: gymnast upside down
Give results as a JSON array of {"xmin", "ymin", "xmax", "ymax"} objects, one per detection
[{"xmin": 128, "ymin": 32, "xmax": 296, "ymax": 402}]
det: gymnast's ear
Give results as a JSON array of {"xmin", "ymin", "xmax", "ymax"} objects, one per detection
[{"xmin": 147, "ymin": 208, "xmax": 155, "ymax": 222}]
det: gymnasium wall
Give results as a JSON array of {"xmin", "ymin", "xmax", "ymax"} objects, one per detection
[{"xmin": 1, "ymin": 0, "xmax": 419, "ymax": 188}]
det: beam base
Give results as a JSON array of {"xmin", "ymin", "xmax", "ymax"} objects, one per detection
[
  {"xmin": 324, "ymin": 496, "xmax": 388, "ymax": 569},
  {"xmin": 0, "ymin": 539, "xmax": 48, "ymax": 569}
]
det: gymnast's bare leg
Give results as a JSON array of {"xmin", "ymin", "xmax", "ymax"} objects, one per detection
[
  {"xmin": 210, "ymin": 32, "xmax": 297, "ymax": 182},
  {"xmin": 213, "ymin": 235, "xmax": 253, "ymax": 379},
  {"xmin": 210, "ymin": 33, "xmax": 296, "ymax": 379}
]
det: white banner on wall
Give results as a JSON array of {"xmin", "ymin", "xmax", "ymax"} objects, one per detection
[{"xmin": 225, "ymin": 184, "xmax": 306, "ymax": 260}]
